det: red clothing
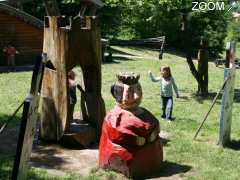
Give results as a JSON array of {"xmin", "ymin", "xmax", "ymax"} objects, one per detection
[
  {"xmin": 3, "ymin": 47, "xmax": 17, "ymax": 57},
  {"xmin": 99, "ymin": 106, "xmax": 163, "ymax": 178}
]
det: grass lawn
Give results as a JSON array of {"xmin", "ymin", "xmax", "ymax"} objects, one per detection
[{"xmin": 1, "ymin": 46, "xmax": 240, "ymax": 179}]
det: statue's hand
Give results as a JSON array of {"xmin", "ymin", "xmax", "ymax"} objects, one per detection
[
  {"xmin": 136, "ymin": 136, "xmax": 146, "ymax": 146},
  {"xmin": 148, "ymin": 129, "xmax": 158, "ymax": 142}
]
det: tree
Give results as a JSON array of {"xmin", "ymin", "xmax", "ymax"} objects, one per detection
[
  {"xmin": 158, "ymin": 0, "xmax": 229, "ymax": 96},
  {"xmin": 43, "ymin": 0, "xmax": 60, "ymax": 16},
  {"xmin": 22, "ymin": 0, "xmax": 231, "ymax": 96}
]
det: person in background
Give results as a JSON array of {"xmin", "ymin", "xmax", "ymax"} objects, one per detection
[
  {"xmin": 3, "ymin": 44, "xmax": 19, "ymax": 71},
  {"xmin": 149, "ymin": 66, "xmax": 179, "ymax": 121}
]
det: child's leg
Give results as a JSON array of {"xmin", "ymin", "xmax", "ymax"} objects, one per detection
[
  {"xmin": 161, "ymin": 96, "xmax": 167, "ymax": 118},
  {"xmin": 7, "ymin": 56, "xmax": 11, "ymax": 66},
  {"xmin": 166, "ymin": 97, "xmax": 173, "ymax": 119},
  {"xmin": 65, "ymin": 103, "xmax": 75, "ymax": 132},
  {"xmin": 10, "ymin": 56, "xmax": 15, "ymax": 71}
]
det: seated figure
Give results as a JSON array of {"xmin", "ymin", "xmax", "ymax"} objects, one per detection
[{"xmin": 99, "ymin": 73, "xmax": 163, "ymax": 179}]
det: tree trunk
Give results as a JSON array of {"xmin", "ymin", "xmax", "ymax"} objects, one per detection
[
  {"xmin": 182, "ymin": 13, "xmax": 208, "ymax": 96},
  {"xmin": 197, "ymin": 47, "xmax": 209, "ymax": 96}
]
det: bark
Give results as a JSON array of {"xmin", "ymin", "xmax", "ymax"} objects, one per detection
[
  {"xmin": 182, "ymin": 13, "xmax": 208, "ymax": 96},
  {"xmin": 197, "ymin": 46, "xmax": 209, "ymax": 96}
]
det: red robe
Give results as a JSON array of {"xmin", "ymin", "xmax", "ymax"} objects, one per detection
[{"xmin": 99, "ymin": 106, "xmax": 163, "ymax": 178}]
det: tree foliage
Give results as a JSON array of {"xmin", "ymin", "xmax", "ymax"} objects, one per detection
[{"xmin": 22, "ymin": 0, "xmax": 231, "ymax": 56}]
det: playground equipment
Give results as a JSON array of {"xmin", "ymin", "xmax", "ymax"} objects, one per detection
[
  {"xmin": 0, "ymin": 0, "xmax": 106, "ymax": 179},
  {"xmin": 40, "ymin": 0, "xmax": 105, "ymax": 146},
  {"xmin": 194, "ymin": 42, "xmax": 236, "ymax": 146}
]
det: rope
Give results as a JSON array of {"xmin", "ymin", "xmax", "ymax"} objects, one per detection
[{"xmin": 0, "ymin": 101, "xmax": 24, "ymax": 134}]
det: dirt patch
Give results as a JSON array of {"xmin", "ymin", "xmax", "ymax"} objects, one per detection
[
  {"xmin": 1, "ymin": 127, "xmax": 192, "ymax": 179},
  {"xmin": 30, "ymin": 143, "xmax": 98, "ymax": 177}
]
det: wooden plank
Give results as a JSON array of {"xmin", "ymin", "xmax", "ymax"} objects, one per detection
[
  {"xmin": 40, "ymin": 17, "xmax": 68, "ymax": 141},
  {"xmin": 218, "ymin": 42, "xmax": 236, "ymax": 146},
  {"xmin": 11, "ymin": 56, "xmax": 45, "ymax": 180}
]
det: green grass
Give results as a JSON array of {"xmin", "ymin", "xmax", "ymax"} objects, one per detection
[{"xmin": 1, "ymin": 46, "xmax": 240, "ymax": 179}]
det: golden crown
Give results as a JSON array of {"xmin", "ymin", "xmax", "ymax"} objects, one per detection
[{"xmin": 116, "ymin": 72, "xmax": 140, "ymax": 85}]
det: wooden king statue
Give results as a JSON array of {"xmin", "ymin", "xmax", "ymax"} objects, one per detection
[{"xmin": 99, "ymin": 73, "xmax": 163, "ymax": 178}]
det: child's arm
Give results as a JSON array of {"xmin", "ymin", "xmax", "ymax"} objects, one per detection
[
  {"xmin": 148, "ymin": 71, "xmax": 161, "ymax": 82},
  {"xmin": 172, "ymin": 77, "xmax": 179, "ymax": 98},
  {"xmin": 76, "ymin": 84, "xmax": 85, "ymax": 94}
]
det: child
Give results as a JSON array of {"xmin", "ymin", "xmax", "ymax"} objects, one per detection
[
  {"xmin": 3, "ymin": 44, "xmax": 19, "ymax": 71},
  {"xmin": 66, "ymin": 70, "xmax": 84, "ymax": 132},
  {"xmin": 65, "ymin": 70, "xmax": 77, "ymax": 132},
  {"xmin": 149, "ymin": 66, "xmax": 179, "ymax": 121}
]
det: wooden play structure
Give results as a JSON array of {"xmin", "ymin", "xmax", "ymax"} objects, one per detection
[
  {"xmin": 0, "ymin": 0, "xmax": 106, "ymax": 179},
  {"xmin": 40, "ymin": 0, "xmax": 106, "ymax": 146}
]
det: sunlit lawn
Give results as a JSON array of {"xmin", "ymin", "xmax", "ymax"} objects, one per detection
[{"xmin": 1, "ymin": 46, "xmax": 240, "ymax": 179}]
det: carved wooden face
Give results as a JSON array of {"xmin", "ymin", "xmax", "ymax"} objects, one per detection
[{"xmin": 111, "ymin": 82, "xmax": 142, "ymax": 110}]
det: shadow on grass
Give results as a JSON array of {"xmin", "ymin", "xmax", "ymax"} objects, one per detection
[
  {"xmin": 102, "ymin": 60, "xmax": 120, "ymax": 64},
  {"xmin": 102, "ymin": 56, "xmax": 135, "ymax": 64},
  {"xmin": 192, "ymin": 92, "xmax": 222, "ymax": 105},
  {"xmin": 234, "ymin": 89, "xmax": 240, "ymax": 103},
  {"xmin": 225, "ymin": 140, "xmax": 240, "ymax": 150},
  {"xmin": 188, "ymin": 89, "xmax": 240, "ymax": 104},
  {"xmin": 111, "ymin": 48, "xmax": 135, "ymax": 56},
  {"xmin": 0, "ymin": 114, "xmax": 21, "ymax": 128},
  {"xmin": 0, "ymin": 157, "xmax": 14, "ymax": 180},
  {"xmin": 31, "ymin": 144, "xmax": 68, "ymax": 169},
  {"xmin": 165, "ymin": 49, "xmax": 186, "ymax": 59},
  {"xmin": 160, "ymin": 137, "xmax": 170, "ymax": 147},
  {"xmin": 192, "ymin": 89, "xmax": 240, "ymax": 104},
  {"xmin": 144, "ymin": 161, "xmax": 192, "ymax": 179},
  {"xmin": 0, "ymin": 114, "xmax": 22, "ymax": 179},
  {"xmin": 165, "ymin": 48, "xmax": 218, "ymax": 62},
  {"xmin": 0, "ymin": 65, "xmax": 34, "ymax": 74}
]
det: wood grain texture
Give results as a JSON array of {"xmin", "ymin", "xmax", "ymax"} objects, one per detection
[
  {"xmin": 40, "ymin": 17, "xmax": 68, "ymax": 141},
  {"xmin": 40, "ymin": 16, "xmax": 105, "ymax": 142},
  {"xmin": 0, "ymin": 12, "xmax": 43, "ymax": 64}
]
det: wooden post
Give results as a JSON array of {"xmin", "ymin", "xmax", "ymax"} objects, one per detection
[
  {"xmin": 218, "ymin": 42, "xmax": 236, "ymax": 146},
  {"xmin": 12, "ymin": 56, "xmax": 45, "ymax": 180},
  {"xmin": 40, "ymin": 16, "xmax": 69, "ymax": 141}
]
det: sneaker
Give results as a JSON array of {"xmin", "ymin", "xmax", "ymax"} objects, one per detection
[
  {"xmin": 166, "ymin": 117, "xmax": 175, "ymax": 121},
  {"xmin": 161, "ymin": 115, "xmax": 166, "ymax": 119}
]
